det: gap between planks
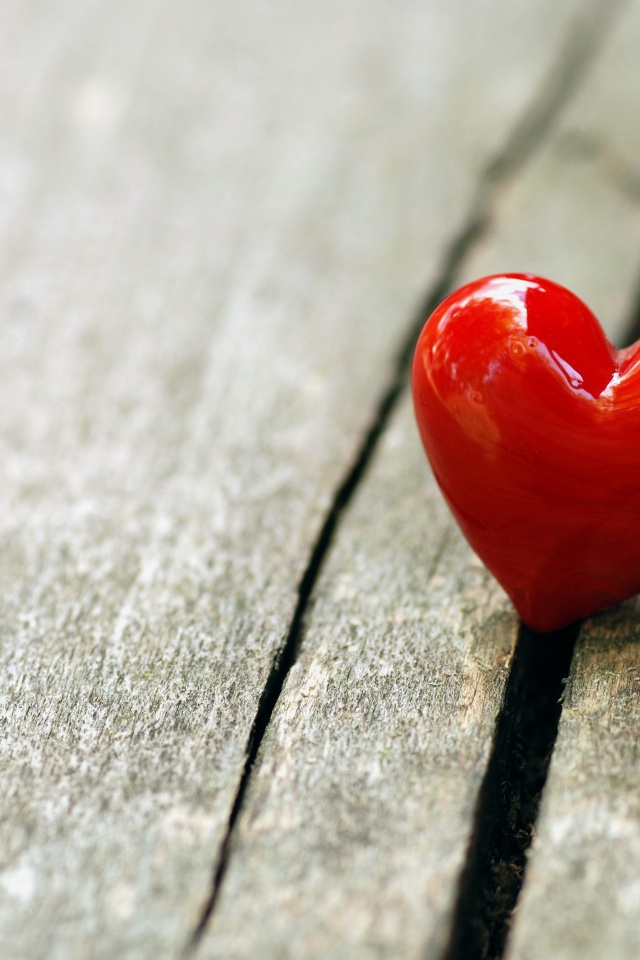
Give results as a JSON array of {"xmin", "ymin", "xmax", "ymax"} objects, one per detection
[
  {"xmin": 441, "ymin": 625, "xmax": 580, "ymax": 960},
  {"xmin": 185, "ymin": 0, "xmax": 630, "ymax": 954}
]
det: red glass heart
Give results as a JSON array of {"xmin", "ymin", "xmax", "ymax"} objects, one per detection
[{"xmin": 412, "ymin": 273, "xmax": 640, "ymax": 632}]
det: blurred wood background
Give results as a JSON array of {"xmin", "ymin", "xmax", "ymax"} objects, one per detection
[{"xmin": 0, "ymin": 1, "xmax": 639, "ymax": 958}]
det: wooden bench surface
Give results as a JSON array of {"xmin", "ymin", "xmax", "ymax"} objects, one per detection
[{"xmin": 0, "ymin": 1, "xmax": 639, "ymax": 958}]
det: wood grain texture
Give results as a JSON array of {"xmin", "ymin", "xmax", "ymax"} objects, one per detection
[
  {"xmin": 0, "ymin": 0, "xmax": 596, "ymax": 957},
  {"xmin": 203, "ymin": 389, "xmax": 518, "ymax": 960},
  {"xmin": 199, "ymin": 4, "xmax": 640, "ymax": 959}
]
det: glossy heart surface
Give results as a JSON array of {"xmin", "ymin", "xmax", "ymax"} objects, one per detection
[{"xmin": 412, "ymin": 274, "xmax": 640, "ymax": 632}]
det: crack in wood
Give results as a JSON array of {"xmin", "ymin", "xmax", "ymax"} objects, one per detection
[
  {"xmin": 182, "ymin": 209, "xmax": 488, "ymax": 960},
  {"xmin": 183, "ymin": 0, "xmax": 628, "ymax": 954},
  {"xmin": 439, "ymin": 624, "xmax": 580, "ymax": 960}
]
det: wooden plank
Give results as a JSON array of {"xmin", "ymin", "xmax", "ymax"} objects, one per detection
[
  {"xmin": 200, "ymin": 5, "xmax": 640, "ymax": 959},
  {"xmin": 479, "ymin": 5, "xmax": 640, "ymax": 957},
  {"xmin": 0, "ymin": 0, "xmax": 598, "ymax": 957},
  {"xmin": 203, "ymin": 386, "xmax": 518, "ymax": 960}
]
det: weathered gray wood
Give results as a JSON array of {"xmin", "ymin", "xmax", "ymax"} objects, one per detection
[
  {"xmin": 200, "ymin": 4, "xmax": 640, "ymax": 959},
  {"xmin": 0, "ymin": 1, "xmax": 601, "ymax": 957},
  {"xmin": 203, "ymin": 388, "xmax": 517, "ymax": 960}
]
